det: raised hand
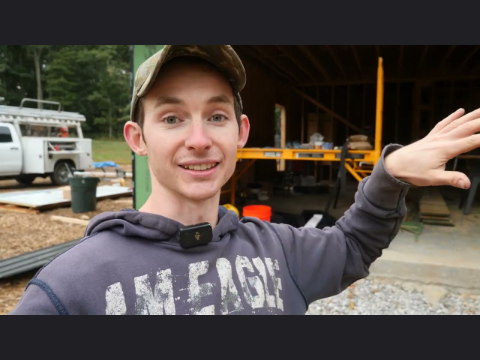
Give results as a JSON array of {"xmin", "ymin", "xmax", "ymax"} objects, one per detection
[{"xmin": 384, "ymin": 108, "xmax": 480, "ymax": 189}]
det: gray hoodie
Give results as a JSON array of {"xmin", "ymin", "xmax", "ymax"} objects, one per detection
[{"xmin": 10, "ymin": 144, "xmax": 410, "ymax": 315}]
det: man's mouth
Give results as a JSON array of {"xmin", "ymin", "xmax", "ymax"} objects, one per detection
[{"xmin": 179, "ymin": 163, "xmax": 219, "ymax": 171}]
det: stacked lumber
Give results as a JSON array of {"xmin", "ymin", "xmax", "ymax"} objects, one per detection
[{"xmin": 419, "ymin": 188, "xmax": 454, "ymax": 226}]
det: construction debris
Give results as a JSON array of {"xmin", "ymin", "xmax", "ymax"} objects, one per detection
[
  {"xmin": 0, "ymin": 185, "xmax": 132, "ymax": 211},
  {"xmin": 0, "ymin": 239, "xmax": 79, "ymax": 279},
  {"xmin": 419, "ymin": 188, "xmax": 454, "ymax": 226},
  {"xmin": 0, "ymin": 204, "xmax": 40, "ymax": 215},
  {"xmin": 50, "ymin": 215, "xmax": 89, "ymax": 227}
]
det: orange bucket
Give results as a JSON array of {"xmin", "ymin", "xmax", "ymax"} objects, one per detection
[{"xmin": 242, "ymin": 205, "xmax": 272, "ymax": 222}]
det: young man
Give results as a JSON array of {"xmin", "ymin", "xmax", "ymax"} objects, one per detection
[{"xmin": 10, "ymin": 45, "xmax": 480, "ymax": 315}]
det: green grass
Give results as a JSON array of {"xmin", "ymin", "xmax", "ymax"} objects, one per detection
[{"xmin": 92, "ymin": 139, "xmax": 132, "ymax": 165}]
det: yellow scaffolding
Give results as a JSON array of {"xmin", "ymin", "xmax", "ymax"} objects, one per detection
[{"xmin": 226, "ymin": 58, "xmax": 385, "ymax": 206}]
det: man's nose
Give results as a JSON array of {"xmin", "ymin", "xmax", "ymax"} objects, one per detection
[{"xmin": 185, "ymin": 121, "xmax": 213, "ymax": 151}]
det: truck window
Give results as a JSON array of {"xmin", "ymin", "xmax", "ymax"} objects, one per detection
[
  {"xmin": 0, "ymin": 126, "xmax": 13, "ymax": 143},
  {"xmin": 19, "ymin": 124, "xmax": 79, "ymax": 138},
  {"xmin": 20, "ymin": 124, "xmax": 32, "ymax": 136}
]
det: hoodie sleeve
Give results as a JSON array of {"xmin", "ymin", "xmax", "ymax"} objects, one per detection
[
  {"xmin": 271, "ymin": 144, "xmax": 410, "ymax": 304},
  {"xmin": 9, "ymin": 280, "xmax": 62, "ymax": 315}
]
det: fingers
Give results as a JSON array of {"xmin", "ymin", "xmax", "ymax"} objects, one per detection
[
  {"xmin": 429, "ymin": 170, "xmax": 471, "ymax": 189},
  {"xmin": 429, "ymin": 108, "xmax": 465, "ymax": 135},
  {"xmin": 448, "ymin": 118, "xmax": 480, "ymax": 139},
  {"xmin": 438, "ymin": 108, "xmax": 480, "ymax": 136},
  {"xmin": 450, "ymin": 134, "xmax": 480, "ymax": 156}
]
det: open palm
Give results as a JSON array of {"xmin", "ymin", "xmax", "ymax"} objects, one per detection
[{"xmin": 385, "ymin": 108, "xmax": 480, "ymax": 189}]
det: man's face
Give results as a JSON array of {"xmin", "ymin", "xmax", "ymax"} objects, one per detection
[{"xmin": 135, "ymin": 59, "xmax": 249, "ymax": 202}]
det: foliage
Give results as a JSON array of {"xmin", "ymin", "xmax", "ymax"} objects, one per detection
[{"xmin": 0, "ymin": 45, "xmax": 132, "ymax": 138}]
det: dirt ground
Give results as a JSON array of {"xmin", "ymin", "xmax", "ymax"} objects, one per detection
[{"xmin": 0, "ymin": 166, "xmax": 133, "ymax": 315}]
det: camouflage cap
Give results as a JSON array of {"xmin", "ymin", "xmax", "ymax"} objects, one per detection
[{"xmin": 130, "ymin": 45, "xmax": 246, "ymax": 122}]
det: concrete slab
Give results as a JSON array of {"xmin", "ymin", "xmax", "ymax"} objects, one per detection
[{"xmin": 253, "ymin": 185, "xmax": 480, "ymax": 290}]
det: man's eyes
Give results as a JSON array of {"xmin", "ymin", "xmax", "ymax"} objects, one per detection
[
  {"xmin": 163, "ymin": 116, "xmax": 179, "ymax": 125},
  {"xmin": 161, "ymin": 114, "xmax": 227, "ymax": 124},
  {"xmin": 210, "ymin": 114, "xmax": 226, "ymax": 122}
]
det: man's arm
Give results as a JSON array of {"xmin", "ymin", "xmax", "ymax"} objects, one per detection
[
  {"xmin": 273, "ymin": 108, "xmax": 480, "ymax": 305},
  {"xmin": 271, "ymin": 144, "xmax": 409, "ymax": 304}
]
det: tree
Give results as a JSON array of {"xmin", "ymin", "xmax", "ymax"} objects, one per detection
[
  {"xmin": 45, "ymin": 45, "xmax": 131, "ymax": 137},
  {"xmin": 27, "ymin": 45, "xmax": 51, "ymax": 108},
  {"xmin": 1, "ymin": 45, "xmax": 132, "ymax": 137},
  {"xmin": 87, "ymin": 46, "xmax": 131, "ymax": 138},
  {"xmin": 0, "ymin": 45, "xmax": 37, "ymax": 106}
]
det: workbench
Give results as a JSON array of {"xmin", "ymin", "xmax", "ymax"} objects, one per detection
[
  {"xmin": 224, "ymin": 58, "xmax": 386, "ymax": 206},
  {"xmin": 225, "ymin": 148, "xmax": 380, "ymax": 205}
]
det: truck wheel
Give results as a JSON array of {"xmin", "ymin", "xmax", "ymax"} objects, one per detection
[
  {"xmin": 50, "ymin": 161, "xmax": 73, "ymax": 186},
  {"xmin": 16, "ymin": 175, "xmax": 36, "ymax": 185}
]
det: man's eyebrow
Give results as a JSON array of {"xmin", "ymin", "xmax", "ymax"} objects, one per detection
[
  {"xmin": 207, "ymin": 95, "xmax": 232, "ymax": 105},
  {"xmin": 154, "ymin": 96, "xmax": 185, "ymax": 108}
]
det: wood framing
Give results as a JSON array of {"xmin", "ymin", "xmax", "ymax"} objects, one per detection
[
  {"xmin": 326, "ymin": 45, "xmax": 347, "ymax": 79},
  {"xmin": 297, "ymin": 45, "xmax": 332, "ymax": 81},
  {"xmin": 351, "ymin": 45, "xmax": 364, "ymax": 79},
  {"xmin": 275, "ymin": 46, "xmax": 317, "ymax": 82},
  {"xmin": 292, "ymin": 87, "xmax": 361, "ymax": 133},
  {"xmin": 417, "ymin": 46, "xmax": 429, "ymax": 75}
]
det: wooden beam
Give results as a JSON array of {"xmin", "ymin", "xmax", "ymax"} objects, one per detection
[
  {"xmin": 0, "ymin": 205, "xmax": 40, "ymax": 215},
  {"xmin": 331, "ymin": 86, "xmax": 336, "ymax": 143},
  {"xmin": 469, "ymin": 80, "xmax": 473, "ymax": 112},
  {"xmin": 460, "ymin": 45, "xmax": 480, "ymax": 69},
  {"xmin": 412, "ymin": 82, "xmax": 421, "ymax": 141},
  {"xmin": 50, "ymin": 215, "xmax": 89, "ymax": 226},
  {"xmin": 417, "ymin": 45, "xmax": 429, "ymax": 75},
  {"xmin": 298, "ymin": 45, "xmax": 332, "ymax": 81},
  {"xmin": 351, "ymin": 45, "xmax": 364, "ymax": 78},
  {"xmin": 326, "ymin": 45, "xmax": 347, "ymax": 79},
  {"xmin": 441, "ymin": 45, "xmax": 457, "ymax": 75},
  {"xmin": 239, "ymin": 45, "xmax": 298, "ymax": 83},
  {"xmin": 398, "ymin": 45, "xmax": 404, "ymax": 76},
  {"xmin": 292, "ymin": 87, "xmax": 361, "ymax": 133},
  {"xmin": 316, "ymin": 86, "xmax": 320, "ymax": 130},
  {"xmin": 252, "ymin": 45, "xmax": 301, "ymax": 82},
  {"xmin": 275, "ymin": 45, "xmax": 317, "ymax": 82},
  {"xmin": 395, "ymin": 83, "xmax": 400, "ymax": 143},
  {"xmin": 114, "ymin": 199, "xmax": 134, "ymax": 205},
  {"xmin": 431, "ymin": 82, "xmax": 437, "ymax": 130},
  {"xmin": 295, "ymin": 74, "xmax": 480, "ymax": 87},
  {"xmin": 362, "ymin": 84, "xmax": 367, "ymax": 127},
  {"xmin": 443, "ymin": 45, "xmax": 457, "ymax": 64},
  {"xmin": 347, "ymin": 85, "xmax": 350, "ymax": 138},
  {"xmin": 301, "ymin": 87, "xmax": 305, "ymax": 143},
  {"xmin": 258, "ymin": 53, "xmax": 288, "ymax": 60},
  {"xmin": 449, "ymin": 80, "xmax": 454, "ymax": 112}
]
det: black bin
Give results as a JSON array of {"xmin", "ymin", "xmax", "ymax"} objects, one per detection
[{"xmin": 69, "ymin": 177, "xmax": 100, "ymax": 213}]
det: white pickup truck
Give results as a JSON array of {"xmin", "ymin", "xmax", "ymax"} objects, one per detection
[{"xmin": 0, "ymin": 99, "xmax": 94, "ymax": 186}]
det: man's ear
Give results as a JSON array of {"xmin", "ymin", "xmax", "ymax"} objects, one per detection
[
  {"xmin": 124, "ymin": 121, "xmax": 147, "ymax": 156},
  {"xmin": 237, "ymin": 115, "xmax": 250, "ymax": 149}
]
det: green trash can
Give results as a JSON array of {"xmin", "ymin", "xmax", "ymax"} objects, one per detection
[{"xmin": 69, "ymin": 177, "xmax": 100, "ymax": 213}]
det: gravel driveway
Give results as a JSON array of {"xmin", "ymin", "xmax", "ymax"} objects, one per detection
[{"xmin": 307, "ymin": 277, "xmax": 480, "ymax": 315}]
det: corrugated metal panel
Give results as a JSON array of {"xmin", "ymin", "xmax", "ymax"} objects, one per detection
[{"xmin": 0, "ymin": 239, "xmax": 79, "ymax": 279}]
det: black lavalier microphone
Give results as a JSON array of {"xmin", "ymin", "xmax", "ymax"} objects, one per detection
[{"xmin": 178, "ymin": 223, "xmax": 213, "ymax": 249}]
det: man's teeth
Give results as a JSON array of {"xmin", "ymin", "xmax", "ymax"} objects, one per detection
[{"xmin": 182, "ymin": 163, "xmax": 217, "ymax": 171}]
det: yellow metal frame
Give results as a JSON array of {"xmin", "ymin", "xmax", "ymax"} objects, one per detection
[{"xmin": 226, "ymin": 58, "xmax": 385, "ymax": 206}]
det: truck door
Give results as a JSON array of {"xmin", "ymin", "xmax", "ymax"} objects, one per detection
[{"xmin": 0, "ymin": 124, "xmax": 22, "ymax": 175}]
